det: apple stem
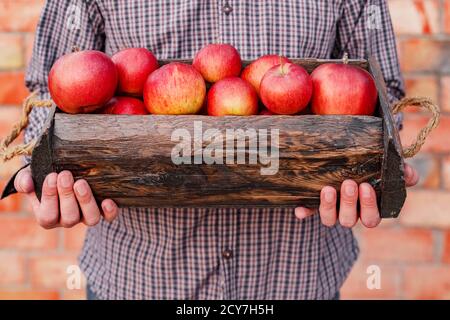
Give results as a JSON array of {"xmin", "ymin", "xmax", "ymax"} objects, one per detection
[
  {"xmin": 343, "ymin": 52, "xmax": 349, "ymax": 65},
  {"xmin": 72, "ymin": 46, "xmax": 80, "ymax": 53},
  {"xmin": 279, "ymin": 62, "xmax": 287, "ymax": 75}
]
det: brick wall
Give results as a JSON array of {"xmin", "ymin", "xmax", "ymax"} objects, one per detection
[
  {"xmin": 0, "ymin": 0, "xmax": 449, "ymax": 300},
  {"xmin": 341, "ymin": 0, "xmax": 450, "ymax": 300}
]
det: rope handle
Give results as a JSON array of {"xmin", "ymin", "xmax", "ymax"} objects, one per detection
[
  {"xmin": 392, "ymin": 97, "xmax": 440, "ymax": 158},
  {"xmin": 0, "ymin": 94, "xmax": 441, "ymax": 163},
  {"xmin": 0, "ymin": 91, "xmax": 53, "ymax": 162}
]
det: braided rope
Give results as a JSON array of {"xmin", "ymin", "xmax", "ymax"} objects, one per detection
[
  {"xmin": 0, "ymin": 91, "xmax": 53, "ymax": 162},
  {"xmin": 392, "ymin": 97, "xmax": 440, "ymax": 158}
]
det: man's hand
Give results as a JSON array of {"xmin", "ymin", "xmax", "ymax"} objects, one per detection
[
  {"xmin": 294, "ymin": 163, "xmax": 419, "ymax": 228},
  {"xmin": 14, "ymin": 167, "xmax": 119, "ymax": 229}
]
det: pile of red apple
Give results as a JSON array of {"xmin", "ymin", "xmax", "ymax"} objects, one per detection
[{"xmin": 48, "ymin": 44, "xmax": 378, "ymax": 116}]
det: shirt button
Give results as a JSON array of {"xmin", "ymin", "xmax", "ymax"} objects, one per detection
[
  {"xmin": 222, "ymin": 249, "xmax": 233, "ymax": 259},
  {"xmin": 222, "ymin": 3, "xmax": 233, "ymax": 15}
]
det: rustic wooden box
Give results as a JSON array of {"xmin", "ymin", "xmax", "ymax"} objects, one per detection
[{"xmin": 30, "ymin": 56, "xmax": 405, "ymax": 218}]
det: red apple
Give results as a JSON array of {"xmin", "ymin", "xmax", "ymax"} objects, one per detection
[
  {"xmin": 207, "ymin": 77, "xmax": 258, "ymax": 116},
  {"xmin": 48, "ymin": 50, "xmax": 118, "ymax": 114},
  {"xmin": 310, "ymin": 63, "xmax": 378, "ymax": 115},
  {"xmin": 260, "ymin": 63, "xmax": 312, "ymax": 115},
  {"xmin": 241, "ymin": 55, "xmax": 291, "ymax": 95},
  {"xmin": 193, "ymin": 44, "xmax": 241, "ymax": 83},
  {"xmin": 101, "ymin": 97, "xmax": 148, "ymax": 115},
  {"xmin": 111, "ymin": 48, "xmax": 158, "ymax": 96},
  {"xmin": 144, "ymin": 62, "xmax": 206, "ymax": 115}
]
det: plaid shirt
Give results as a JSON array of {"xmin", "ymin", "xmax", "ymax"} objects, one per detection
[{"xmin": 25, "ymin": 0, "xmax": 404, "ymax": 300}]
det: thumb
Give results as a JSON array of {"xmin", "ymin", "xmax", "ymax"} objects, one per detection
[
  {"xmin": 404, "ymin": 163, "xmax": 419, "ymax": 187},
  {"xmin": 14, "ymin": 167, "xmax": 35, "ymax": 194}
]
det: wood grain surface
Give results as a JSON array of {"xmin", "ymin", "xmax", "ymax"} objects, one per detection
[
  {"xmin": 368, "ymin": 56, "xmax": 406, "ymax": 218},
  {"xmin": 32, "ymin": 114, "xmax": 384, "ymax": 208}
]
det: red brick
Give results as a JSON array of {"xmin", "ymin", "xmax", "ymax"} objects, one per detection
[
  {"xmin": 0, "ymin": 216, "xmax": 58, "ymax": 250},
  {"xmin": 25, "ymin": 33, "xmax": 35, "ymax": 66},
  {"xmin": 405, "ymin": 154, "xmax": 440, "ymax": 189},
  {"xmin": 404, "ymin": 75, "xmax": 439, "ymax": 109},
  {"xmin": 0, "ymin": 106, "xmax": 24, "ymax": 175},
  {"xmin": 29, "ymin": 255, "xmax": 79, "ymax": 289},
  {"xmin": 400, "ymin": 114, "xmax": 450, "ymax": 154},
  {"xmin": 400, "ymin": 190, "xmax": 450, "ymax": 228},
  {"xmin": 0, "ymin": 253, "xmax": 25, "ymax": 285},
  {"xmin": 356, "ymin": 228, "xmax": 434, "ymax": 263},
  {"xmin": 443, "ymin": 232, "xmax": 450, "ymax": 264},
  {"xmin": 0, "ymin": 33, "xmax": 24, "ymax": 70},
  {"xmin": 64, "ymin": 224, "xmax": 87, "ymax": 251},
  {"xmin": 0, "ymin": 106, "xmax": 21, "ymax": 137},
  {"xmin": 0, "ymin": 153, "xmax": 22, "ymax": 179},
  {"xmin": 441, "ymin": 76, "xmax": 450, "ymax": 113},
  {"xmin": 399, "ymin": 38, "xmax": 449, "ymax": 73},
  {"xmin": 0, "ymin": 106, "xmax": 29, "ymax": 214},
  {"xmin": 403, "ymin": 266, "xmax": 450, "ymax": 299},
  {"xmin": 389, "ymin": 0, "xmax": 440, "ymax": 34},
  {"xmin": 446, "ymin": 0, "xmax": 450, "ymax": 34},
  {"xmin": 341, "ymin": 261, "xmax": 400, "ymax": 299},
  {"xmin": 0, "ymin": 157, "xmax": 24, "ymax": 214},
  {"xmin": 0, "ymin": 71, "xmax": 30, "ymax": 105},
  {"xmin": 0, "ymin": 0, "xmax": 44, "ymax": 32},
  {"xmin": 0, "ymin": 291, "xmax": 59, "ymax": 300},
  {"xmin": 0, "ymin": 181, "xmax": 23, "ymax": 213},
  {"xmin": 444, "ymin": 156, "xmax": 450, "ymax": 191}
]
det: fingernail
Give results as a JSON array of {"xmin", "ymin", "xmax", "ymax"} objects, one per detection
[
  {"xmin": 104, "ymin": 201, "xmax": 114, "ymax": 213},
  {"xmin": 324, "ymin": 191, "xmax": 334, "ymax": 203},
  {"xmin": 75, "ymin": 182, "xmax": 88, "ymax": 197},
  {"xmin": 60, "ymin": 173, "xmax": 72, "ymax": 188},
  {"xmin": 47, "ymin": 174, "xmax": 57, "ymax": 188},
  {"xmin": 405, "ymin": 164, "xmax": 412, "ymax": 177},
  {"xmin": 295, "ymin": 208, "xmax": 308, "ymax": 219},
  {"xmin": 361, "ymin": 184, "xmax": 371, "ymax": 199},
  {"xmin": 345, "ymin": 184, "xmax": 356, "ymax": 196}
]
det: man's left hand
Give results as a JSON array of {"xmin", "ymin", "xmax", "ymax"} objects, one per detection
[{"xmin": 294, "ymin": 163, "xmax": 419, "ymax": 228}]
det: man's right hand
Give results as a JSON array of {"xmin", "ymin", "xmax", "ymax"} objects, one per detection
[{"xmin": 14, "ymin": 167, "xmax": 119, "ymax": 229}]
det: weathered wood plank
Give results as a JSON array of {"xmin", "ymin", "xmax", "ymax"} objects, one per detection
[
  {"xmin": 30, "ymin": 106, "xmax": 56, "ymax": 201},
  {"xmin": 32, "ymin": 114, "xmax": 384, "ymax": 208},
  {"xmin": 368, "ymin": 56, "xmax": 406, "ymax": 218}
]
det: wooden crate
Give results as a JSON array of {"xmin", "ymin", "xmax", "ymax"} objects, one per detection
[{"xmin": 29, "ymin": 56, "xmax": 405, "ymax": 218}]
